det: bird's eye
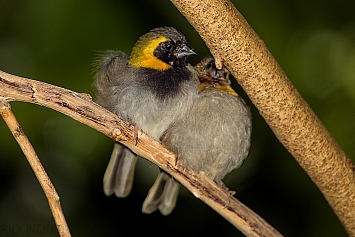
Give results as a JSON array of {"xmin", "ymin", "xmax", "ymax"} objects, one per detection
[
  {"xmin": 207, "ymin": 61, "xmax": 214, "ymax": 69},
  {"xmin": 164, "ymin": 42, "xmax": 173, "ymax": 51}
]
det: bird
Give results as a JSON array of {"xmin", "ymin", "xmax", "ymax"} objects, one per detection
[
  {"xmin": 93, "ymin": 27, "xmax": 200, "ymax": 198},
  {"xmin": 142, "ymin": 55, "xmax": 252, "ymax": 215}
]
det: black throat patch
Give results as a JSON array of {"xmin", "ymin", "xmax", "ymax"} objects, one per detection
[{"xmin": 139, "ymin": 67, "xmax": 191, "ymax": 100}]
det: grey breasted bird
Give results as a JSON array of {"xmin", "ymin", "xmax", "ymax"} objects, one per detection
[
  {"xmin": 93, "ymin": 27, "xmax": 199, "ymax": 198},
  {"xmin": 142, "ymin": 56, "xmax": 252, "ymax": 215}
]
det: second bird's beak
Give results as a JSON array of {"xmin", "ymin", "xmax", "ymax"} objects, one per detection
[{"xmin": 176, "ymin": 44, "xmax": 196, "ymax": 59}]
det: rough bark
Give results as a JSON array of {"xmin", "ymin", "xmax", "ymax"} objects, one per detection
[{"xmin": 170, "ymin": 0, "xmax": 355, "ymax": 235}]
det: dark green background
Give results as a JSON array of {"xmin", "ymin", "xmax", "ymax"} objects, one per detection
[{"xmin": 1, "ymin": 0, "xmax": 355, "ymax": 236}]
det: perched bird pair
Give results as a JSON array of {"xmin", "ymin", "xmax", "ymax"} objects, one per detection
[{"xmin": 94, "ymin": 27, "xmax": 252, "ymax": 216}]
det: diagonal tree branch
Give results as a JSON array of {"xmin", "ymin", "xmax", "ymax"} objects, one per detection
[
  {"xmin": 0, "ymin": 102, "xmax": 71, "ymax": 237},
  {"xmin": 169, "ymin": 0, "xmax": 355, "ymax": 235},
  {"xmin": 0, "ymin": 70, "xmax": 282, "ymax": 236}
]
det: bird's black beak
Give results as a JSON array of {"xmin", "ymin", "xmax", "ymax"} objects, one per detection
[{"xmin": 176, "ymin": 44, "xmax": 196, "ymax": 59}]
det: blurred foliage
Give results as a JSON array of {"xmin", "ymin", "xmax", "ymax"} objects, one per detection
[{"xmin": 0, "ymin": 0, "xmax": 354, "ymax": 236}]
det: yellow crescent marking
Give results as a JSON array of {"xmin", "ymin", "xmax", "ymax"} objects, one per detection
[{"xmin": 129, "ymin": 36, "xmax": 172, "ymax": 71}]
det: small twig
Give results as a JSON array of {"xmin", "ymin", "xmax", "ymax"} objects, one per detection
[
  {"xmin": 0, "ymin": 71, "xmax": 281, "ymax": 236},
  {"xmin": 0, "ymin": 101, "xmax": 71, "ymax": 237}
]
